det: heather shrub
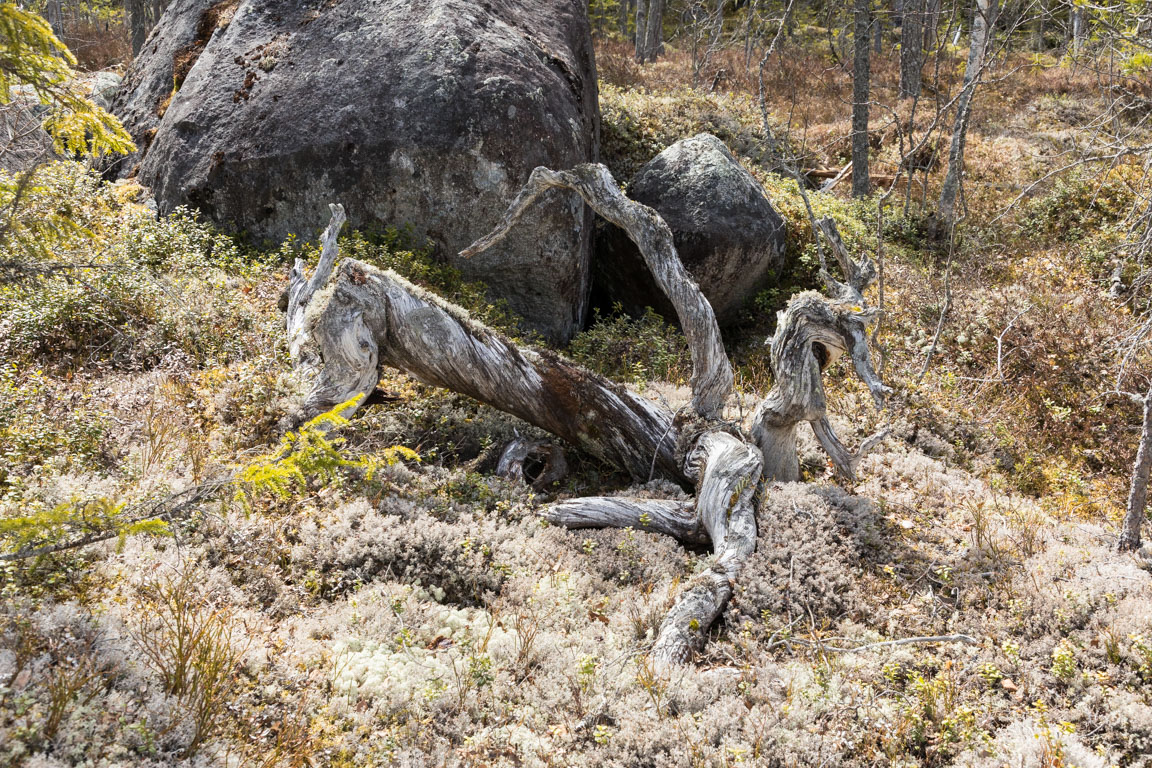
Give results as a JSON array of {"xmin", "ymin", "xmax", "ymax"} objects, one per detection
[
  {"xmin": 568, "ymin": 306, "xmax": 691, "ymax": 386},
  {"xmin": 0, "ymin": 364, "xmax": 107, "ymax": 486},
  {"xmin": 599, "ymin": 84, "xmax": 776, "ymax": 181},
  {"xmin": 291, "ymin": 498, "xmax": 514, "ymax": 605},
  {"xmin": 0, "ymin": 163, "xmax": 279, "ymax": 370},
  {"xmin": 1022, "ymin": 165, "xmax": 1140, "ymax": 243}
]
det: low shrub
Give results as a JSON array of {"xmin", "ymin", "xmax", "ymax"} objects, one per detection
[
  {"xmin": 0, "ymin": 163, "xmax": 281, "ymax": 370},
  {"xmin": 567, "ymin": 305, "xmax": 691, "ymax": 385}
]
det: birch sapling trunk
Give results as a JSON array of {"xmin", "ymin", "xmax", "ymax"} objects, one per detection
[
  {"xmin": 938, "ymin": 0, "xmax": 997, "ymax": 224},
  {"xmin": 852, "ymin": 0, "xmax": 873, "ymax": 198},
  {"xmin": 1120, "ymin": 383, "xmax": 1152, "ymax": 552},
  {"xmin": 1071, "ymin": 6, "xmax": 1086, "ymax": 54}
]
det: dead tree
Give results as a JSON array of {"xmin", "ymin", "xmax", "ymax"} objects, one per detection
[
  {"xmin": 1120, "ymin": 383, "xmax": 1152, "ymax": 552},
  {"xmin": 286, "ymin": 164, "xmax": 887, "ymax": 669},
  {"xmin": 851, "ymin": 0, "xmax": 873, "ymax": 198}
]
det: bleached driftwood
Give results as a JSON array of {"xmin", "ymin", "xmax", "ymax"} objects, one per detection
[{"xmin": 285, "ymin": 164, "xmax": 887, "ymax": 668}]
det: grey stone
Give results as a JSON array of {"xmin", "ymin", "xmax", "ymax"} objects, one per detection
[
  {"xmin": 106, "ymin": 0, "xmax": 599, "ymax": 343},
  {"xmin": 87, "ymin": 71, "xmax": 123, "ymax": 112},
  {"xmin": 595, "ymin": 133, "xmax": 787, "ymax": 324}
]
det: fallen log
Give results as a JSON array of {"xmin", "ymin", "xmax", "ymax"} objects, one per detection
[{"xmin": 286, "ymin": 163, "xmax": 887, "ymax": 668}]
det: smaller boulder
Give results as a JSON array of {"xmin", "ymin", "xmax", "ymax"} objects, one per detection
[{"xmin": 594, "ymin": 133, "xmax": 787, "ymax": 324}]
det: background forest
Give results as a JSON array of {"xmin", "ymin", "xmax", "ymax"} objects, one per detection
[{"xmin": 2, "ymin": 1, "xmax": 1152, "ymax": 766}]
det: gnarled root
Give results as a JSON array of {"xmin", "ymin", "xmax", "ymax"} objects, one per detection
[
  {"xmin": 497, "ymin": 438, "xmax": 568, "ymax": 491},
  {"xmin": 545, "ymin": 431, "xmax": 762, "ymax": 670}
]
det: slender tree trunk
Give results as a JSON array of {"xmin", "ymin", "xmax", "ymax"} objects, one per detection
[
  {"xmin": 852, "ymin": 0, "xmax": 873, "ymax": 198},
  {"xmin": 1120, "ymin": 384, "xmax": 1152, "ymax": 552},
  {"xmin": 923, "ymin": 0, "xmax": 941, "ymax": 48},
  {"xmin": 938, "ymin": 0, "xmax": 997, "ymax": 224},
  {"xmin": 646, "ymin": 0, "xmax": 666, "ymax": 59},
  {"xmin": 636, "ymin": 0, "xmax": 651, "ymax": 61},
  {"xmin": 1071, "ymin": 5, "xmax": 1086, "ymax": 54},
  {"xmin": 619, "ymin": 0, "xmax": 635, "ymax": 39},
  {"xmin": 899, "ymin": 0, "xmax": 925, "ymax": 98}
]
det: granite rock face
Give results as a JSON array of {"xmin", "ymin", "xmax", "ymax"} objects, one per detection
[
  {"xmin": 596, "ymin": 133, "xmax": 787, "ymax": 324},
  {"xmin": 108, "ymin": 0, "xmax": 599, "ymax": 342}
]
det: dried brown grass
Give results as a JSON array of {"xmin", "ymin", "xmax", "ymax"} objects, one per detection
[{"xmin": 59, "ymin": 19, "xmax": 131, "ymax": 71}]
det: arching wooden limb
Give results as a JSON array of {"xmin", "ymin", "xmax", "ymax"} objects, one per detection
[
  {"xmin": 750, "ymin": 218, "xmax": 889, "ymax": 482},
  {"xmin": 461, "ymin": 163, "xmax": 733, "ymax": 419}
]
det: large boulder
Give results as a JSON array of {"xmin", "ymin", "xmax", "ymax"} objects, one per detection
[
  {"xmin": 595, "ymin": 133, "xmax": 787, "ymax": 324},
  {"xmin": 107, "ymin": 0, "xmax": 599, "ymax": 343}
]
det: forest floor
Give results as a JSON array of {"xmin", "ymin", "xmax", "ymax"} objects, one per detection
[{"xmin": 2, "ymin": 31, "xmax": 1152, "ymax": 768}]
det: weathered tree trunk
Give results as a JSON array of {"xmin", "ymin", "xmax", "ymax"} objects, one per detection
[
  {"xmin": 289, "ymin": 259, "xmax": 686, "ymax": 482},
  {"xmin": 1120, "ymin": 383, "xmax": 1152, "ymax": 552},
  {"xmin": 635, "ymin": 0, "xmax": 665, "ymax": 62},
  {"xmin": 287, "ymin": 165, "xmax": 886, "ymax": 668},
  {"xmin": 647, "ymin": 0, "xmax": 666, "ymax": 58},
  {"xmin": 852, "ymin": 0, "xmax": 873, "ymax": 198},
  {"xmin": 923, "ymin": 0, "xmax": 941, "ymax": 52},
  {"xmin": 751, "ymin": 218, "xmax": 889, "ymax": 481},
  {"xmin": 899, "ymin": 0, "xmax": 925, "ymax": 99},
  {"xmin": 619, "ymin": 0, "xmax": 635, "ymax": 40},
  {"xmin": 636, "ymin": 0, "xmax": 650, "ymax": 61},
  {"xmin": 126, "ymin": 0, "xmax": 171, "ymax": 55},
  {"xmin": 938, "ymin": 0, "xmax": 997, "ymax": 224}
]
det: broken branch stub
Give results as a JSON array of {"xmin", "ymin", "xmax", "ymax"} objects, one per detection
[
  {"xmin": 461, "ymin": 163, "xmax": 733, "ymax": 420},
  {"xmin": 287, "ymin": 203, "xmax": 347, "ymax": 364},
  {"xmin": 496, "ymin": 438, "xmax": 568, "ymax": 491}
]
